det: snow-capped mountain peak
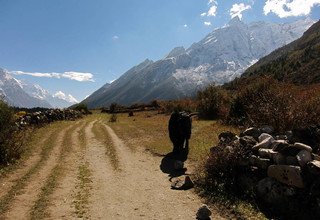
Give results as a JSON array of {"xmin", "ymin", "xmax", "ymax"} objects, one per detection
[
  {"xmin": 53, "ymin": 91, "xmax": 78, "ymax": 103},
  {"xmin": 83, "ymin": 18, "xmax": 315, "ymax": 108},
  {"xmin": 0, "ymin": 69, "xmax": 78, "ymax": 108},
  {"xmin": 0, "ymin": 68, "xmax": 52, "ymax": 108}
]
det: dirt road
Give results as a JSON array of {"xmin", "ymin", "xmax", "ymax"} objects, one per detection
[{"xmin": 0, "ymin": 118, "xmax": 223, "ymax": 219}]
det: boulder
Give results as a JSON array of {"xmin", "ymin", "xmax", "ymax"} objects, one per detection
[
  {"xmin": 272, "ymin": 153, "xmax": 286, "ymax": 165},
  {"xmin": 286, "ymin": 156, "xmax": 299, "ymax": 166},
  {"xmin": 253, "ymin": 136, "xmax": 274, "ymax": 151},
  {"xmin": 171, "ymin": 176, "xmax": 194, "ymax": 190},
  {"xmin": 280, "ymin": 146, "xmax": 301, "ymax": 157},
  {"xmin": 250, "ymin": 155, "xmax": 271, "ymax": 169},
  {"xmin": 293, "ymin": 142, "xmax": 313, "ymax": 152},
  {"xmin": 257, "ymin": 177, "xmax": 296, "ymax": 206},
  {"xmin": 296, "ymin": 150, "xmax": 312, "ymax": 167},
  {"xmin": 239, "ymin": 136, "xmax": 257, "ymax": 148},
  {"xmin": 260, "ymin": 125, "xmax": 274, "ymax": 134},
  {"xmin": 258, "ymin": 149, "xmax": 277, "ymax": 159},
  {"xmin": 307, "ymin": 160, "xmax": 320, "ymax": 175},
  {"xmin": 241, "ymin": 127, "xmax": 261, "ymax": 140},
  {"xmin": 267, "ymin": 165, "xmax": 304, "ymax": 188},
  {"xmin": 272, "ymin": 140, "xmax": 289, "ymax": 152},
  {"xmin": 196, "ymin": 204, "xmax": 212, "ymax": 220},
  {"xmin": 258, "ymin": 133, "xmax": 274, "ymax": 143}
]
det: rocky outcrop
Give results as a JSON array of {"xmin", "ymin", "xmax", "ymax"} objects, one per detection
[{"xmin": 210, "ymin": 126, "xmax": 320, "ymax": 216}]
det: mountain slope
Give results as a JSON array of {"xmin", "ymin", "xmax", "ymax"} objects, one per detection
[
  {"xmin": 83, "ymin": 17, "xmax": 315, "ymax": 108},
  {"xmin": 0, "ymin": 69, "xmax": 52, "ymax": 108},
  {"xmin": 19, "ymin": 81, "xmax": 78, "ymax": 108},
  {"xmin": 242, "ymin": 20, "xmax": 320, "ymax": 84},
  {"xmin": 0, "ymin": 69, "xmax": 78, "ymax": 108}
]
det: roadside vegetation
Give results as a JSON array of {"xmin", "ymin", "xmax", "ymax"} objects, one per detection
[
  {"xmin": 0, "ymin": 100, "xmax": 26, "ymax": 165},
  {"xmin": 30, "ymin": 123, "xmax": 78, "ymax": 219},
  {"xmin": 0, "ymin": 121, "xmax": 67, "ymax": 215}
]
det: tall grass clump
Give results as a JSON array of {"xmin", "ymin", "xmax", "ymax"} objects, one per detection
[{"xmin": 0, "ymin": 101, "xmax": 24, "ymax": 164}]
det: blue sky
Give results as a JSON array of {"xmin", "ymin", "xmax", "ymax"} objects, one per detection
[{"xmin": 1, "ymin": 0, "xmax": 319, "ymax": 101}]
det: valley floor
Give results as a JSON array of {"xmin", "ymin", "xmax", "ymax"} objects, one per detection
[{"xmin": 0, "ymin": 112, "xmax": 228, "ymax": 219}]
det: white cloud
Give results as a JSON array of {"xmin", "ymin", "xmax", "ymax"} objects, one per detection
[
  {"xmin": 11, "ymin": 71, "xmax": 94, "ymax": 82},
  {"xmin": 204, "ymin": 21, "xmax": 212, "ymax": 26},
  {"xmin": 201, "ymin": 0, "xmax": 218, "ymax": 17},
  {"xmin": 112, "ymin": 35, "xmax": 119, "ymax": 40},
  {"xmin": 183, "ymin": 24, "xmax": 188, "ymax": 28},
  {"xmin": 208, "ymin": 0, "xmax": 217, "ymax": 4},
  {"xmin": 264, "ymin": 0, "xmax": 320, "ymax": 18},
  {"xmin": 230, "ymin": 3, "xmax": 252, "ymax": 19},
  {"xmin": 62, "ymin": 72, "xmax": 94, "ymax": 82},
  {"xmin": 207, "ymin": 5, "xmax": 218, "ymax": 16},
  {"xmin": 53, "ymin": 91, "xmax": 78, "ymax": 103}
]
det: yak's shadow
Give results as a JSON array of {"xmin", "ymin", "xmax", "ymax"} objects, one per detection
[{"xmin": 160, "ymin": 149, "xmax": 188, "ymax": 178}]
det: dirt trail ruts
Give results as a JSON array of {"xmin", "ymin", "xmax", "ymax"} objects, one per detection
[
  {"xmin": 47, "ymin": 122, "xmax": 86, "ymax": 219},
  {"xmin": 1, "ymin": 124, "xmax": 73, "ymax": 219},
  {"xmin": 87, "ymin": 122, "xmax": 223, "ymax": 219},
  {"xmin": 0, "ymin": 130, "xmax": 53, "ymax": 199},
  {"xmin": 0, "ymin": 118, "xmax": 224, "ymax": 220},
  {"xmin": 85, "ymin": 121, "xmax": 116, "ymax": 219}
]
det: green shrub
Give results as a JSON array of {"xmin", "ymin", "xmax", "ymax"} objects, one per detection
[
  {"xmin": 109, "ymin": 113, "xmax": 118, "ymax": 122},
  {"xmin": 202, "ymin": 141, "xmax": 253, "ymax": 198},
  {"xmin": 109, "ymin": 103, "xmax": 125, "ymax": 113},
  {"xmin": 0, "ymin": 101, "xmax": 24, "ymax": 164},
  {"xmin": 72, "ymin": 103, "xmax": 90, "ymax": 114},
  {"xmin": 197, "ymin": 84, "xmax": 231, "ymax": 119},
  {"xmin": 158, "ymin": 99, "xmax": 197, "ymax": 114}
]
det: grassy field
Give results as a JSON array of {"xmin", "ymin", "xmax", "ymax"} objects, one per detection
[
  {"xmin": 99, "ymin": 111, "xmax": 240, "ymax": 161},
  {"xmin": 98, "ymin": 111, "xmax": 266, "ymax": 219}
]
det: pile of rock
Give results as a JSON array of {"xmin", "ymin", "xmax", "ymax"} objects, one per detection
[
  {"xmin": 15, "ymin": 109, "xmax": 83, "ymax": 128},
  {"xmin": 216, "ymin": 125, "xmax": 320, "ymax": 214}
]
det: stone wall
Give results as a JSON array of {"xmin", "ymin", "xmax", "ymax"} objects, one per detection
[
  {"xmin": 215, "ymin": 125, "xmax": 320, "ymax": 216},
  {"xmin": 15, "ymin": 109, "xmax": 83, "ymax": 129}
]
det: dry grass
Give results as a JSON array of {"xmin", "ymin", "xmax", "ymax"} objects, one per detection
[
  {"xmin": 0, "ymin": 121, "xmax": 69, "ymax": 215},
  {"xmin": 74, "ymin": 161, "xmax": 92, "ymax": 219},
  {"xmin": 99, "ymin": 111, "xmax": 265, "ymax": 219},
  {"xmin": 92, "ymin": 121, "xmax": 120, "ymax": 170},
  {"xmin": 31, "ymin": 121, "xmax": 81, "ymax": 219},
  {"xmin": 105, "ymin": 111, "xmax": 240, "ymax": 161}
]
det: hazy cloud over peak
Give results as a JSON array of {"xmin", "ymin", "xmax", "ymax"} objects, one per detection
[{"xmin": 11, "ymin": 71, "xmax": 94, "ymax": 82}]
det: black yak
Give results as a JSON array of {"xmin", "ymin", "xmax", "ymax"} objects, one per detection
[{"xmin": 168, "ymin": 111, "xmax": 193, "ymax": 157}]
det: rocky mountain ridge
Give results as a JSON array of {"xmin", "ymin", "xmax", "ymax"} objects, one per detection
[
  {"xmin": 243, "ymin": 19, "xmax": 320, "ymax": 84},
  {"xmin": 0, "ymin": 68, "xmax": 78, "ymax": 108},
  {"xmin": 83, "ymin": 17, "xmax": 315, "ymax": 108}
]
